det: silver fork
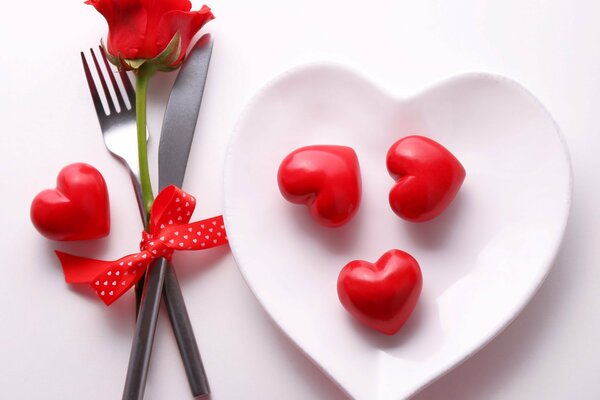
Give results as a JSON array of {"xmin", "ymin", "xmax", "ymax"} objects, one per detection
[
  {"xmin": 80, "ymin": 47, "xmax": 147, "ymax": 226},
  {"xmin": 81, "ymin": 47, "xmax": 210, "ymax": 398}
]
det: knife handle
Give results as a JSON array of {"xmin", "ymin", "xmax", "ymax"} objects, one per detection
[
  {"xmin": 123, "ymin": 258, "xmax": 167, "ymax": 400},
  {"xmin": 163, "ymin": 264, "xmax": 210, "ymax": 397}
]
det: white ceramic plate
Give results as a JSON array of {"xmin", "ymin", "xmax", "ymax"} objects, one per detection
[{"xmin": 223, "ymin": 65, "xmax": 571, "ymax": 400}]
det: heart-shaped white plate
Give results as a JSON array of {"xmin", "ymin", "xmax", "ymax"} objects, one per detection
[{"xmin": 223, "ymin": 65, "xmax": 571, "ymax": 399}]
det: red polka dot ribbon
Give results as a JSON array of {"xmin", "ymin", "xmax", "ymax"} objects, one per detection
[{"xmin": 56, "ymin": 185, "xmax": 228, "ymax": 305}]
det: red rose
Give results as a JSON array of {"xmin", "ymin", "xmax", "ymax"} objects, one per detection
[{"xmin": 86, "ymin": 0, "xmax": 214, "ymax": 69}]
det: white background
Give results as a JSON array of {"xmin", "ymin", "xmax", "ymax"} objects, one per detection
[{"xmin": 0, "ymin": 1, "xmax": 598, "ymax": 399}]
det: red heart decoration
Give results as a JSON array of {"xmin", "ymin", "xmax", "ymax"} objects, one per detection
[
  {"xmin": 337, "ymin": 249, "xmax": 422, "ymax": 335},
  {"xmin": 277, "ymin": 145, "xmax": 361, "ymax": 227},
  {"xmin": 387, "ymin": 135, "xmax": 466, "ymax": 222},
  {"xmin": 31, "ymin": 163, "xmax": 110, "ymax": 241}
]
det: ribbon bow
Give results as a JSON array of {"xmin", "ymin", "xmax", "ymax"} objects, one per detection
[{"xmin": 57, "ymin": 186, "xmax": 228, "ymax": 305}]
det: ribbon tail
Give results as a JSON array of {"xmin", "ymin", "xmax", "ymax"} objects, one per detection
[
  {"xmin": 56, "ymin": 250, "xmax": 150, "ymax": 306},
  {"xmin": 55, "ymin": 251, "xmax": 115, "ymax": 284}
]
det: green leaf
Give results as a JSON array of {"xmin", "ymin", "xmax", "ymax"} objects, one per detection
[
  {"xmin": 150, "ymin": 32, "xmax": 182, "ymax": 70},
  {"xmin": 124, "ymin": 58, "xmax": 148, "ymax": 70},
  {"xmin": 111, "ymin": 31, "xmax": 182, "ymax": 73},
  {"xmin": 100, "ymin": 40, "xmax": 122, "ymax": 68}
]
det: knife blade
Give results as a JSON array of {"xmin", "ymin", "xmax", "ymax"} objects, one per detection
[
  {"xmin": 122, "ymin": 34, "xmax": 213, "ymax": 400},
  {"xmin": 159, "ymin": 33, "xmax": 213, "ymax": 190}
]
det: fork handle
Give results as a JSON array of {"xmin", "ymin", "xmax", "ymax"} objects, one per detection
[
  {"xmin": 125, "ymin": 158, "xmax": 209, "ymax": 396},
  {"xmin": 123, "ymin": 258, "xmax": 210, "ymax": 400},
  {"xmin": 163, "ymin": 264, "xmax": 210, "ymax": 397},
  {"xmin": 123, "ymin": 257, "xmax": 167, "ymax": 400}
]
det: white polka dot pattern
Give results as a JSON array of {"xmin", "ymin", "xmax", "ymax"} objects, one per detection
[{"xmin": 57, "ymin": 186, "xmax": 228, "ymax": 305}]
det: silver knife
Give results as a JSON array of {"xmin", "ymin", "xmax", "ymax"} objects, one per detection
[{"xmin": 123, "ymin": 34, "xmax": 214, "ymax": 400}]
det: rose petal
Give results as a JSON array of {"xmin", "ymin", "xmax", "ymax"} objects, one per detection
[
  {"xmin": 156, "ymin": 5, "xmax": 214, "ymax": 64},
  {"xmin": 86, "ymin": 0, "xmax": 148, "ymax": 60},
  {"xmin": 87, "ymin": 0, "xmax": 212, "ymax": 64},
  {"xmin": 130, "ymin": 0, "xmax": 191, "ymax": 58}
]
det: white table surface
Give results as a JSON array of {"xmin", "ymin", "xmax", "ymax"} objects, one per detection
[{"xmin": 1, "ymin": 1, "xmax": 598, "ymax": 399}]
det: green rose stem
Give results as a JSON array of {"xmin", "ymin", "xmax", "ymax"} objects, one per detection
[
  {"xmin": 117, "ymin": 33, "xmax": 181, "ymax": 314},
  {"xmin": 134, "ymin": 65, "xmax": 156, "ymax": 313}
]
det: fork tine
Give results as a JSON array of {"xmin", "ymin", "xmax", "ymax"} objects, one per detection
[
  {"xmin": 98, "ymin": 46, "xmax": 127, "ymax": 111},
  {"xmin": 90, "ymin": 48, "xmax": 117, "ymax": 115},
  {"xmin": 118, "ymin": 68, "xmax": 136, "ymax": 109},
  {"xmin": 117, "ymin": 67, "xmax": 146, "ymax": 139},
  {"xmin": 80, "ymin": 51, "xmax": 107, "ymax": 117}
]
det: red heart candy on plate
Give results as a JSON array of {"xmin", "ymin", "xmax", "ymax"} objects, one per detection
[
  {"xmin": 30, "ymin": 163, "xmax": 110, "ymax": 241},
  {"xmin": 278, "ymin": 145, "xmax": 361, "ymax": 227},
  {"xmin": 387, "ymin": 135, "xmax": 465, "ymax": 222},
  {"xmin": 337, "ymin": 249, "xmax": 422, "ymax": 335}
]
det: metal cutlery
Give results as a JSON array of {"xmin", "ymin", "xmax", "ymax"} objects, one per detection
[
  {"xmin": 81, "ymin": 37, "xmax": 213, "ymax": 399},
  {"xmin": 80, "ymin": 47, "xmax": 147, "ymax": 226},
  {"xmin": 121, "ymin": 34, "xmax": 214, "ymax": 400}
]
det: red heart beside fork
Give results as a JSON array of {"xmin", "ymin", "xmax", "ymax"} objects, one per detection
[{"xmin": 30, "ymin": 163, "xmax": 110, "ymax": 241}]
